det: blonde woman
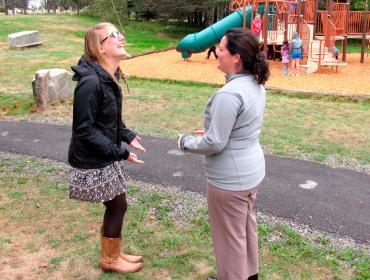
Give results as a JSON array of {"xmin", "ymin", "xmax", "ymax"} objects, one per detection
[{"xmin": 68, "ymin": 23, "xmax": 145, "ymax": 273}]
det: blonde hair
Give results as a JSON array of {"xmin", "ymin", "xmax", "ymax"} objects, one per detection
[{"xmin": 84, "ymin": 22, "xmax": 125, "ymax": 84}]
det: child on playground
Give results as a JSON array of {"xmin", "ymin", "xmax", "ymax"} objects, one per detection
[
  {"xmin": 281, "ymin": 40, "xmax": 290, "ymax": 75},
  {"xmin": 290, "ymin": 32, "xmax": 303, "ymax": 75},
  {"xmin": 251, "ymin": 13, "xmax": 262, "ymax": 41},
  {"xmin": 207, "ymin": 45, "xmax": 218, "ymax": 59}
]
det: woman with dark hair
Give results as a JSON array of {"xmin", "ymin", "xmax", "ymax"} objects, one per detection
[
  {"xmin": 178, "ymin": 28, "xmax": 269, "ymax": 280},
  {"xmin": 68, "ymin": 22, "xmax": 145, "ymax": 273}
]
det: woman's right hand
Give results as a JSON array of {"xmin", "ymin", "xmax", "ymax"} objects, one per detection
[{"xmin": 127, "ymin": 152, "xmax": 144, "ymax": 164}]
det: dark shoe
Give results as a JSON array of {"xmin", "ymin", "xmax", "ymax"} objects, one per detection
[
  {"xmin": 248, "ymin": 273, "xmax": 258, "ymax": 280},
  {"xmin": 207, "ymin": 278, "xmax": 217, "ymax": 280}
]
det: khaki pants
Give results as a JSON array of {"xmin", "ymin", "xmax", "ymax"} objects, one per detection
[{"xmin": 207, "ymin": 184, "xmax": 259, "ymax": 280}]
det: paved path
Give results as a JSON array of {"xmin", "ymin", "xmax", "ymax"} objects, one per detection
[{"xmin": 0, "ymin": 121, "xmax": 369, "ymax": 243}]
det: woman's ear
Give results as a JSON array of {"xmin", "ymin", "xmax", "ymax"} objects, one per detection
[{"xmin": 234, "ymin": 53, "xmax": 241, "ymax": 65}]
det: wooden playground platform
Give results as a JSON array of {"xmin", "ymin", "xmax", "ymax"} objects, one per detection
[{"xmin": 121, "ymin": 49, "xmax": 370, "ymax": 97}]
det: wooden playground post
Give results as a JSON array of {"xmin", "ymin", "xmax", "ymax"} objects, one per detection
[
  {"xmin": 264, "ymin": 0, "xmax": 269, "ymax": 54},
  {"xmin": 361, "ymin": 0, "xmax": 369, "ymax": 63},
  {"xmin": 313, "ymin": 0, "xmax": 319, "ymax": 38},
  {"xmin": 284, "ymin": 10, "xmax": 289, "ymax": 41},
  {"xmin": 251, "ymin": 0, "xmax": 255, "ymax": 30},
  {"xmin": 342, "ymin": 0, "xmax": 350, "ymax": 62},
  {"xmin": 318, "ymin": 39, "xmax": 323, "ymax": 71},
  {"xmin": 297, "ymin": 0, "xmax": 302, "ymax": 34},
  {"xmin": 327, "ymin": 0, "xmax": 332, "ymax": 19},
  {"xmin": 301, "ymin": 0, "xmax": 306, "ymax": 27},
  {"xmin": 243, "ymin": 0, "xmax": 247, "ymax": 28}
]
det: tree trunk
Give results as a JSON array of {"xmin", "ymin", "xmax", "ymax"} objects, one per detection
[
  {"xmin": 223, "ymin": 3, "xmax": 228, "ymax": 17},
  {"xmin": 51, "ymin": 0, "xmax": 56, "ymax": 14},
  {"xmin": 5, "ymin": 0, "xmax": 9, "ymax": 15},
  {"xmin": 213, "ymin": 6, "xmax": 218, "ymax": 23},
  {"xmin": 197, "ymin": 11, "xmax": 202, "ymax": 25}
]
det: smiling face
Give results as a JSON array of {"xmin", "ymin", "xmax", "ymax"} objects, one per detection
[
  {"xmin": 99, "ymin": 25, "xmax": 126, "ymax": 61},
  {"xmin": 216, "ymin": 36, "xmax": 242, "ymax": 74}
]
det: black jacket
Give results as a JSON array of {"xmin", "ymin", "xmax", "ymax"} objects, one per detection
[{"xmin": 68, "ymin": 57, "xmax": 136, "ymax": 169}]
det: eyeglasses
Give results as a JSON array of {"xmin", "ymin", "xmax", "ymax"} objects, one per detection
[{"xmin": 100, "ymin": 31, "xmax": 124, "ymax": 44}]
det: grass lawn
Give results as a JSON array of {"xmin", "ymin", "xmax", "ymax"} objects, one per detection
[
  {"xmin": 336, "ymin": 38, "xmax": 370, "ymax": 53},
  {"xmin": 122, "ymin": 79, "xmax": 370, "ymax": 165},
  {"xmin": 0, "ymin": 14, "xmax": 195, "ymax": 97},
  {"xmin": 0, "ymin": 152, "xmax": 369, "ymax": 279}
]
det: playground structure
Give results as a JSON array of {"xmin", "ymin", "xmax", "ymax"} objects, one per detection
[{"xmin": 176, "ymin": 0, "xmax": 370, "ymax": 73}]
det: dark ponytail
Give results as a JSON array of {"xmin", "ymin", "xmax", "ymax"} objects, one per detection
[{"xmin": 225, "ymin": 28, "xmax": 270, "ymax": 84}]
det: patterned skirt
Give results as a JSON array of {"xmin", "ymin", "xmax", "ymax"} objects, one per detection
[{"xmin": 69, "ymin": 161, "xmax": 126, "ymax": 203}]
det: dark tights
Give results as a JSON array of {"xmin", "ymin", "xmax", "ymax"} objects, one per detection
[
  {"xmin": 248, "ymin": 274, "xmax": 258, "ymax": 280},
  {"xmin": 102, "ymin": 193, "xmax": 127, "ymax": 238}
]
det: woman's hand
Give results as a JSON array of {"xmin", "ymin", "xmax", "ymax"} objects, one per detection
[
  {"xmin": 127, "ymin": 152, "xmax": 144, "ymax": 164},
  {"xmin": 130, "ymin": 136, "xmax": 146, "ymax": 152}
]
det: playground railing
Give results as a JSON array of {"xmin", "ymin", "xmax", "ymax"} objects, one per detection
[
  {"xmin": 316, "ymin": 11, "xmax": 324, "ymax": 35},
  {"xmin": 332, "ymin": 11, "xmax": 346, "ymax": 36},
  {"xmin": 321, "ymin": 11, "xmax": 336, "ymax": 49},
  {"xmin": 347, "ymin": 11, "xmax": 370, "ymax": 35},
  {"xmin": 309, "ymin": 39, "xmax": 325, "ymax": 68},
  {"xmin": 265, "ymin": 13, "xmax": 280, "ymax": 41},
  {"xmin": 303, "ymin": 0, "xmax": 315, "ymax": 23},
  {"xmin": 317, "ymin": 11, "xmax": 370, "ymax": 37},
  {"xmin": 300, "ymin": 19, "xmax": 311, "ymax": 63}
]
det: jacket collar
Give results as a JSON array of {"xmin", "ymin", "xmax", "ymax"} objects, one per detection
[
  {"xmin": 225, "ymin": 71, "xmax": 252, "ymax": 83},
  {"xmin": 72, "ymin": 56, "xmax": 120, "ymax": 84}
]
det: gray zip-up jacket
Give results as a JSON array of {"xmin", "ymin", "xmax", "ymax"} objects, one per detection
[{"xmin": 179, "ymin": 73, "xmax": 266, "ymax": 191}]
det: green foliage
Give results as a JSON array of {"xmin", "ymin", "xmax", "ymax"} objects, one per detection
[
  {"xmin": 350, "ymin": 0, "xmax": 366, "ymax": 11},
  {"xmin": 81, "ymin": 0, "xmax": 127, "ymax": 23}
]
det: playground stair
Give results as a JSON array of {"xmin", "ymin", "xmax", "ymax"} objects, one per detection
[{"xmin": 300, "ymin": 39, "xmax": 346, "ymax": 73}]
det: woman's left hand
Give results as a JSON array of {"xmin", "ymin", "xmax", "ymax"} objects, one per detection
[{"xmin": 130, "ymin": 136, "xmax": 146, "ymax": 152}]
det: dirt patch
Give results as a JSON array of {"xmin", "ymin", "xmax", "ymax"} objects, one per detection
[{"xmin": 121, "ymin": 50, "xmax": 370, "ymax": 96}]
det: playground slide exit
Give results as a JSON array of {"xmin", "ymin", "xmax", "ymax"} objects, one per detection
[{"xmin": 176, "ymin": 6, "xmax": 256, "ymax": 59}]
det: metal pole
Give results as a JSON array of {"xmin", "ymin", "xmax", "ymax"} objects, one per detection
[{"xmin": 360, "ymin": 0, "xmax": 368, "ymax": 63}]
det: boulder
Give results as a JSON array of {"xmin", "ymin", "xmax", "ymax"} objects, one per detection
[
  {"xmin": 32, "ymin": 69, "xmax": 73, "ymax": 109},
  {"xmin": 8, "ymin": 30, "xmax": 42, "ymax": 48}
]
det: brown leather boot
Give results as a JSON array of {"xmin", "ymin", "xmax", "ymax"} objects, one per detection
[
  {"xmin": 100, "ymin": 236, "xmax": 142, "ymax": 273},
  {"xmin": 120, "ymin": 239, "xmax": 143, "ymax": 263},
  {"xmin": 100, "ymin": 227, "xmax": 143, "ymax": 263}
]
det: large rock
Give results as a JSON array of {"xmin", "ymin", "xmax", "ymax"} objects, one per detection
[
  {"xmin": 8, "ymin": 30, "xmax": 42, "ymax": 48},
  {"xmin": 32, "ymin": 69, "xmax": 73, "ymax": 109}
]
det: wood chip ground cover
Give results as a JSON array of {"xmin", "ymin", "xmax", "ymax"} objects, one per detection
[{"xmin": 121, "ymin": 50, "xmax": 370, "ymax": 96}]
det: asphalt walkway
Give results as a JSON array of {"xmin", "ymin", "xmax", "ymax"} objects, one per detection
[{"xmin": 0, "ymin": 121, "xmax": 369, "ymax": 243}]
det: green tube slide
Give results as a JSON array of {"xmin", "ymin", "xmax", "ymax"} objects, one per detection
[{"xmin": 176, "ymin": 6, "xmax": 262, "ymax": 59}]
